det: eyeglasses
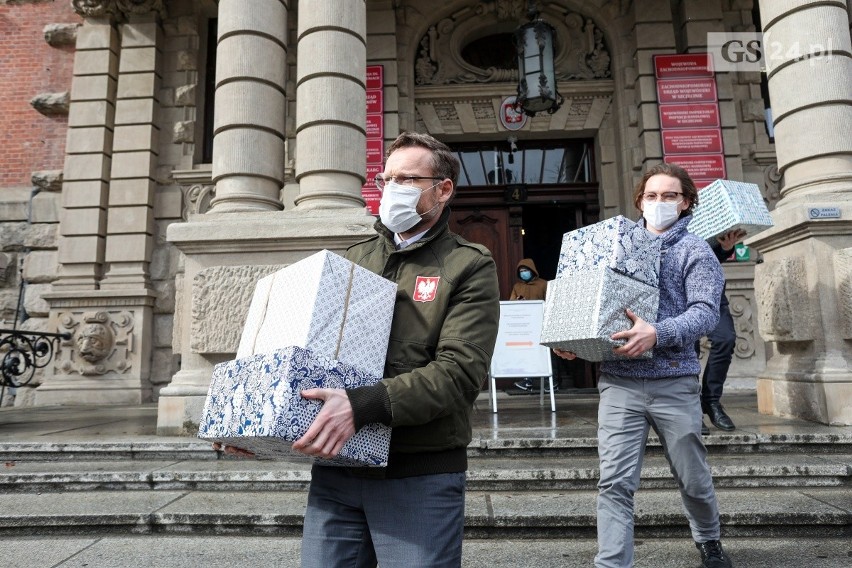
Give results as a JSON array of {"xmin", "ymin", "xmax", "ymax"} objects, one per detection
[
  {"xmin": 642, "ymin": 192, "xmax": 683, "ymax": 203},
  {"xmin": 374, "ymin": 175, "xmax": 444, "ymax": 191}
]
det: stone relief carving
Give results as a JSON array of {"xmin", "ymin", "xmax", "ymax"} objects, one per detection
[
  {"xmin": 190, "ymin": 264, "xmax": 285, "ymax": 354},
  {"xmin": 755, "ymin": 257, "xmax": 814, "ymax": 342},
  {"xmin": 729, "ymin": 293, "xmax": 756, "ymax": 359},
  {"xmin": 835, "ymin": 248, "xmax": 852, "ymax": 339},
  {"xmin": 181, "ymin": 184, "xmax": 216, "ymax": 220},
  {"xmin": 414, "ymin": 3, "xmax": 611, "ymax": 86},
  {"xmin": 115, "ymin": 0, "xmax": 165, "ymax": 17},
  {"xmin": 73, "ymin": 0, "xmax": 166, "ymax": 19},
  {"xmin": 762, "ymin": 164, "xmax": 782, "ymax": 210},
  {"xmin": 72, "ymin": 0, "xmax": 116, "ymax": 18},
  {"xmin": 55, "ymin": 310, "xmax": 135, "ymax": 376}
]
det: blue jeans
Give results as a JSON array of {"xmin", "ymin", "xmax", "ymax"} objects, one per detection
[
  {"xmin": 595, "ymin": 374, "xmax": 721, "ymax": 568},
  {"xmin": 301, "ymin": 465, "xmax": 466, "ymax": 568}
]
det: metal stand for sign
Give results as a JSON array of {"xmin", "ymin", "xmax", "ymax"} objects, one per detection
[{"xmin": 488, "ymin": 300, "xmax": 555, "ymax": 413}]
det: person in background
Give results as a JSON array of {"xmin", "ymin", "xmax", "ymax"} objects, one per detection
[
  {"xmin": 510, "ymin": 259, "xmax": 551, "ymax": 392},
  {"xmin": 699, "ymin": 229, "xmax": 746, "ymax": 435},
  {"xmin": 554, "ymin": 162, "xmax": 734, "ymax": 568}
]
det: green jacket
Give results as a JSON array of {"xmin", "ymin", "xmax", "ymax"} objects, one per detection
[{"xmin": 345, "ymin": 208, "xmax": 500, "ymax": 478}]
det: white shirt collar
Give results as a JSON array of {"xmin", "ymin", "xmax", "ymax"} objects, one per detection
[{"xmin": 394, "ymin": 228, "xmax": 430, "ymax": 250}]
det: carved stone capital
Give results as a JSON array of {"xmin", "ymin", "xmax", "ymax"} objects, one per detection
[
  {"xmin": 71, "ymin": 0, "xmax": 117, "ymax": 19},
  {"xmin": 115, "ymin": 0, "xmax": 166, "ymax": 19}
]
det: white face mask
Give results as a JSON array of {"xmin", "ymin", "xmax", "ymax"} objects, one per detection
[
  {"xmin": 643, "ymin": 200, "xmax": 682, "ymax": 231},
  {"xmin": 378, "ymin": 181, "xmax": 438, "ymax": 234}
]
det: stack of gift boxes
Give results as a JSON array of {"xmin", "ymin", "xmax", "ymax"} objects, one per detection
[
  {"xmin": 197, "ymin": 250, "xmax": 398, "ymax": 466},
  {"xmin": 540, "ymin": 216, "xmax": 662, "ymax": 361}
]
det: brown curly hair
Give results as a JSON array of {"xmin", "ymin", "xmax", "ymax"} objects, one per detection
[{"xmin": 632, "ymin": 162, "xmax": 699, "ymax": 215}]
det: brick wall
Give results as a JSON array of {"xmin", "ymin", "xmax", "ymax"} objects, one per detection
[{"xmin": 0, "ymin": 1, "xmax": 80, "ymax": 188}]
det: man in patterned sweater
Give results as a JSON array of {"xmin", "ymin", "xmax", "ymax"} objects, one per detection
[{"xmin": 555, "ymin": 163, "xmax": 734, "ymax": 568}]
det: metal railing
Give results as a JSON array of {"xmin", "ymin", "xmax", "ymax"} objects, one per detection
[{"xmin": 0, "ymin": 329, "xmax": 70, "ymax": 406}]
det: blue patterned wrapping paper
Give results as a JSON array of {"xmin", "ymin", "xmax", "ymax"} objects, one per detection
[
  {"xmin": 687, "ymin": 179, "xmax": 774, "ymax": 241},
  {"xmin": 540, "ymin": 266, "xmax": 659, "ymax": 361},
  {"xmin": 236, "ymin": 249, "xmax": 397, "ymax": 379},
  {"xmin": 198, "ymin": 346, "xmax": 391, "ymax": 467},
  {"xmin": 556, "ymin": 215, "xmax": 662, "ymax": 287}
]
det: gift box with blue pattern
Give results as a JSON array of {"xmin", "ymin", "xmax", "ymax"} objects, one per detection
[
  {"xmin": 237, "ymin": 250, "xmax": 397, "ymax": 378},
  {"xmin": 540, "ymin": 265, "xmax": 659, "ymax": 361},
  {"xmin": 198, "ymin": 346, "xmax": 390, "ymax": 466},
  {"xmin": 556, "ymin": 215, "xmax": 661, "ymax": 287},
  {"xmin": 687, "ymin": 179, "xmax": 774, "ymax": 242}
]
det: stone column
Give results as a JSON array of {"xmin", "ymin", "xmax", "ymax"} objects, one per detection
[
  {"xmin": 750, "ymin": 0, "xmax": 852, "ymax": 425},
  {"xmin": 54, "ymin": 6, "xmax": 118, "ymax": 290},
  {"xmin": 207, "ymin": 0, "xmax": 288, "ymax": 213},
  {"xmin": 293, "ymin": 0, "xmax": 367, "ymax": 210}
]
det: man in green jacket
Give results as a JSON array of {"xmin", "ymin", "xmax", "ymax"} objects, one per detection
[{"xmin": 294, "ymin": 131, "xmax": 501, "ymax": 568}]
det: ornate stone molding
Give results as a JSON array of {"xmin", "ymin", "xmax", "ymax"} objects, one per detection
[
  {"xmin": 729, "ymin": 293, "xmax": 757, "ymax": 359},
  {"xmin": 71, "ymin": 0, "xmax": 117, "ymax": 18},
  {"xmin": 173, "ymin": 167, "xmax": 215, "ymax": 220},
  {"xmin": 413, "ymin": 83, "xmax": 612, "ymax": 135},
  {"xmin": 115, "ymin": 0, "xmax": 165, "ymax": 17},
  {"xmin": 414, "ymin": 2, "xmax": 611, "ymax": 86},
  {"xmin": 54, "ymin": 310, "xmax": 135, "ymax": 376},
  {"xmin": 753, "ymin": 149, "xmax": 782, "ymax": 211},
  {"xmin": 72, "ymin": 0, "xmax": 166, "ymax": 19}
]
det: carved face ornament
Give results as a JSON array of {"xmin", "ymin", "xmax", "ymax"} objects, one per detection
[{"xmin": 76, "ymin": 323, "xmax": 113, "ymax": 363}]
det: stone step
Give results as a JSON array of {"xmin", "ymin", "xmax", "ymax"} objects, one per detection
[
  {"xmin": 3, "ymin": 428, "xmax": 852, "ymax": 462},
  {"xmin": 0, "ymin": 487, "xmax": 849, "ymax": 539},
  {"xmin": 2, "ymin": 535, "xmax": 851, "ymax": 568},
  {"xmin": 1, "ymin": 454, "xmax": 850, "ymax": 493}
]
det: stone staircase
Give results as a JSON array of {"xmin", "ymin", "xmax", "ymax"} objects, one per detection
[{"xmin": 1, "ymin": 429, "xmax": 850, "ymax": 541}]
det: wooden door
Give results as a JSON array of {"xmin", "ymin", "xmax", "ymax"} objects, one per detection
[{"xmin": 449, "ymin": 207, "xmax": 521, "ymax": 301}]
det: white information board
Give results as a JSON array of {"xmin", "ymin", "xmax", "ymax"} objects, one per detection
[{"xmin": 490, "ymin": 300, "xmax": 552, "ymax": 378}]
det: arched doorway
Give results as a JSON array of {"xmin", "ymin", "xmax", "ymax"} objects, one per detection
[{"xmin": 447, "ymin": 139, "xmax": 601, "ymax": 388}]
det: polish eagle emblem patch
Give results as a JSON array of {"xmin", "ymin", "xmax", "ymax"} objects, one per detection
[{"xmin": 413, "ymin": 276, "xmax": 440, "ymax": 302}]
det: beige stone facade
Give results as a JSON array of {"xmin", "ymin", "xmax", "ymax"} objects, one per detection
[{"xmin": 0, "ymin": 0, "xmax": 849, "ymax": 429}]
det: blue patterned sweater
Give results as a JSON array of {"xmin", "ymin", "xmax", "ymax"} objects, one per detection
[{"xmin": 601, "ymin": 215, "xmax": 724, "ymax": 379}]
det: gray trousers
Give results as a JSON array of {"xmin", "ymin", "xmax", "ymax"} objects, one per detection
[
  {"xmin": 301, "ymin": 465, "xmax": 466, "ymax": 568},
  {"xmin": 595, "ymin": 373, "xmax": 721, "ymax": 568}
]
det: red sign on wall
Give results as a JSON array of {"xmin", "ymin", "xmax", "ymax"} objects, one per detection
[
  {"xmin": 657, "ymin": 78, "xmax": 718, "ymax": 104},
  {"xmin": 664, "ymin": 154, "xmax": 726, "ymax": 180},
  {"xmin": 366, "ymin": 66, "xmax": 383, "ymax": 91},
  {"xmin": 659, "ymin": 103, "xmax": 720, "ymax": 129},
  {"xmin": 654, "ymin": 53, "xmax": 714, "ymax": 79},
  {"xmin": 364, "ymin": 65, "xmax": 384, "ymax": 214},
  {"xmin": 366, "ymin": 114, "xmax": 383, "ymax": 140},
  {"xmin": 662, "ymin": 128, "xmax": 723, "ymax": 155}
]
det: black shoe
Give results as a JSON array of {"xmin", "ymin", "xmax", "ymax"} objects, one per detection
[
  {"xmin": 514, "ymin": 378, "xmax": 534, "ymax": 391},
  {"xmin": 701, "ymin": 421, "xmax": 710, "ymax": 436},
  {"xmin": 695, "ymin": 540, "xmax": 733, "ymax": 568},
  {"xmin": 545, "ymin": 383, "xmax": 560, "ymax": 393},
  {"xmin": 704, "ymin": 402, "xmax": 736, "ymax": 431}
]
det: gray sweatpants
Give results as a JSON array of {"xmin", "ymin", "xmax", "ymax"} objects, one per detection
[{"xmin": 595, "ymin": 373, "xmax": 721, "ymax": 568}]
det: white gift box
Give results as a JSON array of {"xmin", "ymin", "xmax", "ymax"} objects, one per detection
[
  {"xmin": 687, "ymin": 179, "xmax": 774, "ymax": 241},
  {"xmin": 237, "ymin": 250, "xmax": 397, "ymax": 378},
  {"xmin": 198, "ymin": 346, "xmax": 391, "ymax": 466},
  {"xmin": 540, "ymin": 266, "xmax": 659, "ymax": 361},
  {"xmin": 556, "ymin": 215, "xmax": 661, "ymax": 287}
]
